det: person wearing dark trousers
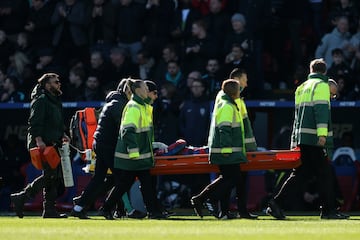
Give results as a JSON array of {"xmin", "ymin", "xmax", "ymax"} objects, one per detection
[
  {"xmin": 229, "ymin": 68, "xmax": 258, "ymax": 219},
  {"xmin": 11, "ymin": 73, "xmax": 68, "ymax": 218},
  {"xmin": 191, "ymin": 79, "xmax": 247, "ymax": 219},
  {"xmin": 101, "ymin": 79, "xmax": 167, "ymax": 219},
  {"xmin": 266, "ymin": 58, "xmax": 349, "ymax": 220},
  {"xmin": 71, "ymin": 78, "xmax": 141, "ymax": 219}
]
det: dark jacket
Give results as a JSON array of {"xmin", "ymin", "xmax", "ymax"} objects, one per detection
[
  {"xmin": 51, "ymin": 0, "xmax": 88, "ymax": 46},
  {"xmin": 93, "ymin": 91, "xmax": 128, "ymax": 148},
  {"xmin": 116, "ymin": 2, "xmax": 146, "ymax": 43},
  {"xmin": 26, "ymin": 1, "xmax": 56, "ymax": 49},
  {"xmin": 27, "ymin": 85, "xmax": 64, "ymax": 149},
  {"xmin": 179, "ymin": 95, "xmax": 211, "ymax": 146}
]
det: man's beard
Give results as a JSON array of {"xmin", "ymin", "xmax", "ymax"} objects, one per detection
[{"xmin": 49, "ymin": 85, "xmax": 62, "ymax": 96}]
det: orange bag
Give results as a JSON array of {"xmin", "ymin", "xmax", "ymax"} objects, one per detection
[
  {"xmin": 30, "ymin": 146, "xmax": 61, "ymax": 170},
  {"xmin": 30, "ymin": 147, "xmax": 43, "ymax": 170}
]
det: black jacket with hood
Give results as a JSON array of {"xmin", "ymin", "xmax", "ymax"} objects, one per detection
[
  {"xmin": 93, "ymin": 90, "xmax": 128, "ymax": 149},
  {"xmin": 27, "ymin": 84, "xmax": 64, "ymax": 149}
]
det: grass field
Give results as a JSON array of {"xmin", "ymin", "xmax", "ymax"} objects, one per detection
[{"xmin": 1, "ymin": 213, "xmax": 360, "ymax": 240}]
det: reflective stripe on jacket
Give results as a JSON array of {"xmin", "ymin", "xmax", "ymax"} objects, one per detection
[
  {"xmin": 236, "ymin": 98, "xmax": 257, "ymax": 151},
  {"xmin": 114, "ymin": 94, "xmax": 154, "ymax": 170},
  {"xmin": 209, "ymin": 93, "xmax": 247, "ymax": 165},
  {"xmin": 290, "ymin": 73, "xmax": 333, "ymax": 149}
]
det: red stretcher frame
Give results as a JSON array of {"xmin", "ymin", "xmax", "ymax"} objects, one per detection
[{"xmin": 150, "ymin": 150, "xmax": 301, "ymax": 175}]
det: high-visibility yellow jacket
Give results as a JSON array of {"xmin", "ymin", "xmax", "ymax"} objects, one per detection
[
  {"xmin": 208, "ymin": 93, "xmax": 247, "ymax": 165},
  {"xmin": 290, "ymin": 73, "xmax": 333, "ymax": 149},
  {"xmin": 114, "ymin": 94, "xmax": 154, "ymax": 170},
  {"xmin": 210, "ymin": 90, "xmax": 257, "ymax": 152},
  {"xmin": 236, "ymin": 98, "xmax": 257, "ymax": 151}
]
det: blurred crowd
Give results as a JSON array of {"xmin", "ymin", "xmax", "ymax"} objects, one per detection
[
  {"xmin": 2, "ymin": 0, "xmax": 360, "ymax": 212},
  {"xmin": 1, "ymin": 0, "xmax": 360, "ymax": 104}
]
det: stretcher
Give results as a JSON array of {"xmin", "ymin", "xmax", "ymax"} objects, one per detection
[{"xmin": 150, "ymin": 150, "xmax": 301, "ymax": 175}]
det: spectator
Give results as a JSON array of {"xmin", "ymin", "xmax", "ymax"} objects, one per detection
[
  {"xmin": 143, "ymin": 0, "xmax": 176, "ymax": 59},
  {"xmin": 153, "ymin": 82, "xmax": 181, "ymax": 145},
  {"xmin": 328, "ymin": 0, "xmax": 359, "ymax": 34},
  {"xmin": 184, "ymin": 19, "xmax": 217, "ymax": 73},
  {"xmin": 51, "ymin": 0, "xmax": 88, "ymax": 67},
  {"xmin": 81, "ymin": 75, "xmax": 104, "ymax": 101},
  {"xmin": 163, "ymin": 60, "xmax": 185, "ymax": 91},
  {"xmin": 222, "ymin": 43, "xmax": 250, "ymax": 80},
  {"xmin": 327, "ymin": 48, "xmax": 353, "ymax": 89},
  {"xmin": 86, "ymin": 0, "xmax": 116, "ymax": 54},
  {"xmin": 179, "ymin": 78, "xmax": 210, "ymax": 146},
  {"xmin": 170, "ymin": 0, "xmax": 201, "ymax": 50},
  {"xmin": 183, "ymin": 70, "xmax": 202, "ymax": 99},
  {"xmin": 239, "ymin": 0, "xmax": 271, "ymax": 97},
  {"xmin": 305, "ymin": 0, "xmax": 325, "ymax": 42},
  {"xmin": 336, "ymin": 76, "xmax": 359, "ymax": 100},
  {"xmin": 0, "ymin": 30, "xmax": 15, "ymax": 70},
  {"xmin": 349, "ymin": 18, "xmax": 360, "ymax": 50},
  {"xmin": 0, "ymin": 0, "xmax": 29, "ymax": 37},
  {"xmin": 34, "ymin": 47, "xmax": 64, "ymax": 79},
  {"xmin": 87, "ymin": 50, "xmax": 112, "ymax": 87},
  {"xmin": 7, "ymin": 51, "xmax": 30, "ymax": 82},
  {"xmin": 315, "ymin": 16, "xmax": 352, "ymax": 66},
  {"xmin": 350, "ymin": 18, "xmax": 360, "ymax": 88},
  {"xmin": 0, "ymin": 76, "xmax": 25, "ymax": 102},
  {"xmin": 115, "ymin": 0, "xmax": 146, "ymax": 63},
  {"xmin": 153, "ymin": 44, "xmax": 179, "ymax": 84},
  {"xmin": 15, "ymin": 32, "xmax": 36, "ymax": 63},
  {"xmin": 202, "ymin": 58, "xmax": 222, "ymax": 99},
  {"xmin": 204, "ymin": 0, "xmax": 231, "ymax": 57},
  {"xmin": 223, "ymin": 13, "xmax": 251, "ymax": 57},
  {"xmin": 63, "ymin": 66, "xmax": 86, "ymax": 101},
  {"xmin": 134, "ymin": 49, "xmax": 156, "ymax": 80},
  {"xmin": 25, "ymin": 0, "xmax": 56, "ymax": 52},
  {"xmin": 107, "ymin": 47, "xmax": 137, "ymax": 84}
]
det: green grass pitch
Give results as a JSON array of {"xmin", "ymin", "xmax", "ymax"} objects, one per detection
[{"xmin": 1, "ymin": 214, "xmax": 360, "ymax": 240}]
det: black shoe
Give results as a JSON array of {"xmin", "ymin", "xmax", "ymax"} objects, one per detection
[
  {"xmin": 99, "ymin": 207, "xmax": 114, "ymax": 220},
  {"xmin": 190, "ymin": 196, "xmax": 204, "ymax": 218},
  {"xmin": 266, "ymin": 199, "xmax": 286, "ymax": 220},
  {"xmin": 204, "ymin": 200, "xmax": 218, "ymax": 217},
  {"xmin": 238, "ymin": 211, "xmax": 258, "ymax": 219},
  {"xmin": 148, "ymin": 211, "xmax": 168, "ymax": 219},
  {"xmin": 321, "ymin": 211, "xmax": 350, "ymax": 220},
  {"xmin": 162, "ymin": 209, "xmax": 175, "ymax": 217},
  {"xmin": 42, "ymin": 210, "xmax": 68, "ymax": 218},
  {"xmin": 113, "ymin": 209, "xmax": 127, "ymax": 219},
  {"xmin": 10, "ymin": 193, "xmax": 25, "ymax": 218},
  {"xmin": 128, "ymin": 209, "xmax": 147, "ymax": 219},
  {"xmin": 217, "ymin": 211, "xmax": 237, "ymax": 220},
  {"xmin": 70, "ymin": 209, "xmax": 89, "ymax": 219}
]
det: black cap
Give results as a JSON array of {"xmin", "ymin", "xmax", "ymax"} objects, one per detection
[{"xmin": 145, "ymin": 80, "xmax": 157, "ymax": 92}]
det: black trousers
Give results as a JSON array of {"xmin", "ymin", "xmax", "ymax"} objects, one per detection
[
  {"xmin": 77, "ymin": 141, "xmax": 118, "ymax": 209},
  {"xmin": 210, "ymin": 164, "xmax": 244, "ymax": 212},
  {"xmin": 105, "ymin": 168, "xmax": 159, "ymax": 213},
  {"xmin": 24, "ymin": 163, "xmax": 62, "ymax": 211},
  {"xmin": 273, "ymin": 144, "xmax": 336, "ymax": 213}
]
